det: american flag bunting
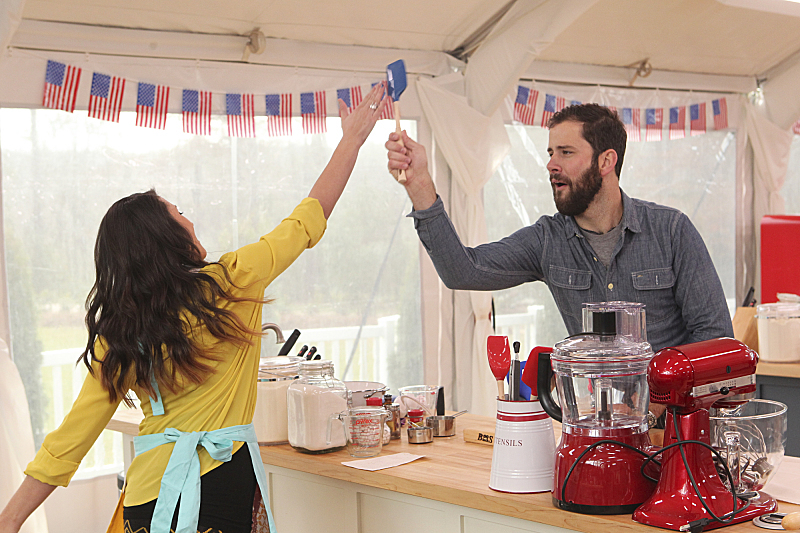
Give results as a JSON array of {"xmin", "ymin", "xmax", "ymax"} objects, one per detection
[
  {"xmin": 337, "ymin": 86, "xmax": 363, "ymax": 112},
  {"xmin": 541, "ymin": 94, "xmax": 565, "ymax": 128},
  {"xmin": 645, "ymin": 108, "xmax": 663, "ymax": 142},
  {"xmin": 88, "ymin": 72, "xmax": 125, "ymax": 122},
  {"xmin": 669, "ymin": 107, "xmax": 686, "ymax": 140},
  {"xmin": 226, "ymin": 93, "xmax": 256, "ymax": 137},
  {"xmin": 42, "ymin": 60, "xmax": 81, "ymax": 113},
  {"xmin": 690, "ymin": 103, "xmax": 706, "ymax": 136},
  {"xmin": 793, "ymin": 119, "xmax": 800, "ymax": 135},
  {"xmin": 513, "ymin": 86, "xmax": 539, "ymax": 125},
  {"xmin": 265, "ymin": 93, "xmax": 292, "ymax": 137},
  {"xmin": 301, "ymin": 91, "xmax": 327, "ymax": 134},
  {"xmin": 713, "ymin": 98, "xmax": 728, "ymax": 130},
  {"xmin": 370, "ymin": 82, "xmax": 394, "ymax": 120},
  {"xmin": 135, "ymin": 82, "xmax": 170, "ymax": 130},
  {"xmin": 622, "ymin": 108, "xmax": 641, "ymax": 142},
  {"xmin": 182, "ymin": 89, "xmax": 212, "ymax": 136}
]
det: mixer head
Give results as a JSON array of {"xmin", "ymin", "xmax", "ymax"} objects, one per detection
[{"xmin": 647, "ymin": 338, "xmax": 757, "ymax": 413}]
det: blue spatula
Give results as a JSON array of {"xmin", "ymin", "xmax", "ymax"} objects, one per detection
[{"xmin": 387, "ymin": 59, "xmax": 408, "ymax": 183}]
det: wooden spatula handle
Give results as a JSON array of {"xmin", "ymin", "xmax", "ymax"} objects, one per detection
[
  {"xmin": 392, "ymin": 101, "xmax": 407, "ymax": 184},
  {"xmin": 496, "ymin": 380, "xmax": 505, "ymax": 400}
]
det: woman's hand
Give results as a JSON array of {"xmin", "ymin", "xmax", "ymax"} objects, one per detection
[{"xmin": 339, "ymin": 82, "xmax": 388, "ymax": 147}]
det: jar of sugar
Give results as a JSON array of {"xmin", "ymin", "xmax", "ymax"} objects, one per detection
[
  {"xmin": 253, "ymin": 356, "xmax": 303, "ymax": 445},
  {"xmin": 287, "ymin": 360, "xmax": 349, "ymax": 453}
]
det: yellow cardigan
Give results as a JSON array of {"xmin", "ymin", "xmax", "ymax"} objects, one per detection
[{"xmin": 25, "ymin": 198, "xmax": 326, "ymax": 506}]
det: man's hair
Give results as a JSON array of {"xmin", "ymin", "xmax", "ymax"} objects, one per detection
[{"xmin": 548, "ymin": 103, "xmax": 627, "ymax": 178}]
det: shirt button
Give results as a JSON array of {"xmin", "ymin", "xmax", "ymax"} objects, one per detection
[{"xmin": 608, "ymin": 283, "xmax": 614, "ymax": 290}]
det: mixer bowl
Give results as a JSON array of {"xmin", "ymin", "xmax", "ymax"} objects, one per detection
[{"xmin": 709, "ymin": 399, "xmax": 787, "ymax": 493}]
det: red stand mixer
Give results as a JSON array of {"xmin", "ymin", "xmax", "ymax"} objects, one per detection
[
  {"xmin": 633, "ymin": 337, "xmax": 778, "ymax": 530},
  {"xmin": 538, "ymin": 302, "xmax": 659, "ymax": 514}
]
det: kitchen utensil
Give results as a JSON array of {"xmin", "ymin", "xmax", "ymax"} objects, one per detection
[
  {"xmin": 425, "ymin": 411, "xmax": 467, "ymax": 437},
  {"xmin": 327, "ymin": 406, "xmax": 387, "ymax": 458},
  {"xmin": 540, "ymin": 302, "xmax": 658, "ymax": 514},
  {"xmin": 487, "ymin": 336, "xmax": 511, "ymax": 400},
  {"xmin": 507, "ymin": 341, "xmax": 521, "ymax": 401},
  {"xmin": 489, "ymin": 398, "xmax": 555, "ymax": 494},
  {"xmin": 296, "ymin": 345, "xmax": 308, "ymax": 358},
  {"xmin": 633, "ymin": 338, "xmax": 777, "ymax": 530},
  {"xmin": 386, "ymin": 59, "xmax": 408, "ymax": 183},
  {"xmin": 313, "ymin": 353, "xmax": 321, "ymax": 360},
  {"xmin": 521, "ymin": 346, "xmax": 550, "ymax": 399},
  {"xmin": 398, "ymin": 385, "xmax": 439, "ymax": 416},
  {"xmin": 277, "ymin": 329, "xmax": 301, "ymax": 355},
  {"xmin": 709, "ymin": 399, "xmax": 787, "ymax": 493},
  {"xmin": 344, "ymin": 381, "xmax": 389, "ymax": 407},
  {"xmin": 436, "ymin": 385, "xmax": 445, "ymax": 415},
  {"xmin": 407, "ymin": 425, "xmax": 433, "ymax": 444},
  {"xmin": 305, "ymin": 346, "xmax": 317, "ymax": 360}
]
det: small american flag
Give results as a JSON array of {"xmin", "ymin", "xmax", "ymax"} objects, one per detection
[
  {"xmin": 622, "ymin": 108, "xmax": 641, "ymax": 142},
  {"xmin": 540, "ymin": 94, "xmax": 565, "ymax": 128},
  {"xmin": 371, "ymin": 82, "xmax": 395, "ymax": 120},
  {"xmin": 42, "ymin": 60, "xmax": 81, "ymax": 112},
  {"xmin": 690, "ymin": 103, "xmax": 706, "ymax": 136},
  {"xmin": 135, "ymin": 82, "xmax": 169, "ymax": 130},
  {"xmin": 513, "ymin": 86, "xmax": 538, "ymax": 125},
  {"xmin": 669, "ymin": 107, "xmax": 686, "ymax": 140},
  {"xmin": 265, "ymin": 93, "xmax": 292, "ymax": 137},
  {"xmin": 182, "ymin": 89, "xmax": 212, "ymax": 136},
  {"xmin": 645, "ymin": 108, "xmax": 663, "ymax": 142},
  {"xmin": 88, "ymin": 72, "xmax": 125, "ymax": 122},
  {"xmin": 337, "ymin": 86, "xmax": 363, "ymax": 112},
  {"xmin": 713, "ymin": 98, "xmax": 728, "ymax": 130},
  {"xmin": 226, "ymin": 93, "xmax": 256, "ymax": 138},
  {"xmin": 301, "ymin": 91, "xmax": 327, "ymax": 134}
]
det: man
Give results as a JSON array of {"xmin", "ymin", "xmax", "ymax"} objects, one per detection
[{"xmin": 385, "ymin": 103, "xmax": 734, "ymax": 353}]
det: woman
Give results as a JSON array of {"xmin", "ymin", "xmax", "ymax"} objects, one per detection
[{"xmin": 0, "ymin": 82, "xmax": 389, "ymax": 533}]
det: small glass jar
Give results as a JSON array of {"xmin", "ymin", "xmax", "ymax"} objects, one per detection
[
  {"xmin": 384, "ymin": 394, "xmax": 401, "ymax": 440},
  {"xmin": 366, "ymin": 397, "xmax": 391, "ymax": 445},
  {"xmin": 253, "ymin": 356, "xmax": 302, "ymax": 445},
  {"xmin": 287, "ymin": 360, "xmax": 348, "ymax": 454},
  {"xmin": 408, "ymin": 408, "xmax": 424, "ymax": 428}
]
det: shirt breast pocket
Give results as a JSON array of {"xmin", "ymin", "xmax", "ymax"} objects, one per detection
[
  {"xmin": 549, "ymin": 266, "xmax": 592, "ymax": 290},
  {"xmin": 549, "ymin": 266, "xmax": 592, "ymax": 326},
  {"xmin": 631, "ymin": 268, "xmax": 676, "ymax": 325}
]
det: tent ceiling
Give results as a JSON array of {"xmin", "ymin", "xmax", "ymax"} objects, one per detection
[{"xmin": 18, "ymin": 0, "xmax": 800, "ymax": 81}]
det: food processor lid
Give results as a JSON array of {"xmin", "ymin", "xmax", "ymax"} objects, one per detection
[
  {"xmin": 552, "ymin": 334, "xmax": 654, "ymax": 363},
  {"xmin": 756, "ymin": 302, "xmax": 800, "ymax": 319}
]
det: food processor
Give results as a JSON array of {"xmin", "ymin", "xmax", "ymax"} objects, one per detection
[{"xmin": 538, "ymin": 302, "xmax": 658, "ymax": 514}]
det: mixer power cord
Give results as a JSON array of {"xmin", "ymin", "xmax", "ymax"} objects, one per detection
[{"xmin": 560, "ymin": 410, "xmax": 750, "ymax": 530}]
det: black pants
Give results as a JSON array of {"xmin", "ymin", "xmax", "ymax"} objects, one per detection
[{"xmin": 124, "ymin": 446, "xmax": 257, "ymax": 533}]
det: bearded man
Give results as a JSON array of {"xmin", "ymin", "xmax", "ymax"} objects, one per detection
[{"xmin": 385, "ymin": 103, "xmax": 733, "ymax": 354}]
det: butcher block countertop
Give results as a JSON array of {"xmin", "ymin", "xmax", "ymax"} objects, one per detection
[
  {"xmin": 756, "ymin": 360, "xmax": 800, "ymax": 379},
  {"xmin": 107, "ymin": 409, "xmax": 799, "ymax": 533}
]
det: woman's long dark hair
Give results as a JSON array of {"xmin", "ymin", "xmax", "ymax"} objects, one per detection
[{"xmin": 81, "ymin": 189, "xmax": 265, "ymax": 407}]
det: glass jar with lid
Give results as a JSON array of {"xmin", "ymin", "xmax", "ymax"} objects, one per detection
[
  {"xmin": 287, "ymin": 360, "xmax": 348, "ymax": 453},
  {"xmin": 253, "ymin": 356, "xmax": 303, "ymax": 445}
]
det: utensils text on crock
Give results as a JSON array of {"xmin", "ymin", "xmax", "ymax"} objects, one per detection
[
  {"xmin": 487, "ymin": 336, "xmax": 511, "ymax": 400},
  {"xmin": 386, "ymin": 59, "xmax": 408, "ymax": 183},
  {"xmin": 277, "ymin": 329, "xmax": 301, "ymax": 355}
]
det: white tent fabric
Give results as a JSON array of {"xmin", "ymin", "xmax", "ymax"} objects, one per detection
[
  {"xmin": 0, "ymin": 0, "xmax": 24, "ymax": 54},
  {"xmin": 0, "ymin": 338, "xmax": 49, "ymax": 533}
]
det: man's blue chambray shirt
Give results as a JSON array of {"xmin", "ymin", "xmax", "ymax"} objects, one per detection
[{"xmin": 410, "ymin": 191, "xmax": 733, "ymax": 352}]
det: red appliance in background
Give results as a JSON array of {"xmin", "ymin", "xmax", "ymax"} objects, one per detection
[
  {"xmin": 761, "ymin": 215, "xmax": 800, "ymax": 303},
  {"xmin": 633, "ymin": 338, "xmax": 777, "ymax": 531}
]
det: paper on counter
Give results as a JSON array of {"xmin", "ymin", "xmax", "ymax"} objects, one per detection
[
  {"xmin": 342, "ymin": 452, "xmax": 424, "ymax": 471},
  {"xmin": 763, "ymin": 456, "xmax": 800, "ymax": 505}
]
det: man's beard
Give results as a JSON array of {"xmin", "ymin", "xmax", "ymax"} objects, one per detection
[{"xmin": 552, "ymin": 160, "xmax": 603, "ymax": 217}]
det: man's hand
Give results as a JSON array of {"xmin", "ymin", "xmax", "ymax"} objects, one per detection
[{"xmin": 385, "ymin": 131, "xmax": 437, "ymax": 210}]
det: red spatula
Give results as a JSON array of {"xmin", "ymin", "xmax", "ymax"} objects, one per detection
[
  {"xmin": 487, "ymin": 336, "xmax": 511, "ymax": 400},
  {"xmin": 521, "ymin": 346, "xmax": 551, "ymax": 399}
]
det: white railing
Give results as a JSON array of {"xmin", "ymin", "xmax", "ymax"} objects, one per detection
[
  {"xmin": 38, "ymin": 310, "xmax": 539, "ymax": 478},
  {"xmin": 40, "ymin": 349, "xmax": 124, "ymax": 480}
]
